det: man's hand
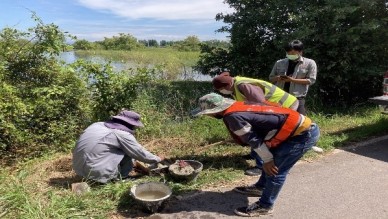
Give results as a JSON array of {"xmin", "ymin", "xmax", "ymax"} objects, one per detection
[
  {"xmin": 158, "ymin": 155, "xmax": 166, "ymax": 161},
  {"xmin": 263, "ymin": 160, "xmax": 278, "ymax": 176},
  {"xmin": 279, "ymin": 75, "xmax": 292, "ymax": 82}
]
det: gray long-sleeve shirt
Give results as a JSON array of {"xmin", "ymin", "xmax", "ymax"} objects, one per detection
[
  {"xmin": 269, "ymin": 57, "xmax": 317, "ymax": 98},
  {"xmin": 72, "ymin": 122, "xmax": 161, "ymax": 183}
]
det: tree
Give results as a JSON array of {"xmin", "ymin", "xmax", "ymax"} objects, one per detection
[
  {"xmin": 138, "ymin": 39, "xmax": 148, "ymax": 47},
  {"xmin": 138, "ymin": 39, "xmax": 158, "ymax": 47},
  {"xmin": 195, "ymin": 41, "xmax": 232, "ymax": 74},
  {"xmin": 96, "ymin": 33, "xmax": 141, "ymax": 50},
  {"xmin": 160, "ymin": 40, "xmax": 176, "ymax": 47},
  {"xmin": 201, "ymin": 39, "xmax": 231, "ymax": 49},
  {"xmin": 0, "ymin": 13, "xmax": 90, "ymax": 158},
  {"xmin": 197, "ymin": 0, "xmax": 388, "ymax": 105},
  {"xmin": 148, "ymin": 39, "xmax": 159, "ymax": 47},
  {"xmin": 73, "ymin": 39, "xmax": 93, "ymax": 50},
  {"xmin": 296, "ymin": 0, "xmax": 388, "ymax": 104},
  {"xmin": 210, "ymin": 0, "xmax": 304, "ymax": 77},
  {"xmin": 160, "ymin": 40, "xmax": 168, "ymax": 47},
  {"xmin": 174, "ymin": 35, "xmax": 201, "ymax": 51}
]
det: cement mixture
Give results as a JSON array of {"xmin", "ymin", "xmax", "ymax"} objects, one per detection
[{"xmin": 168, "ymin": 160, "xmax": 195, "ymax": 176}]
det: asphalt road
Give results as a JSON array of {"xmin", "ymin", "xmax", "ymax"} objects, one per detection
[{"xmin": 145, "ymin": 135, "xmax": 388, "ymax": 219}]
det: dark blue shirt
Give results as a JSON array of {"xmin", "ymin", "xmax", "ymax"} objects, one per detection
[{"xmin": 223, "ymin": 112, "xmax": 286, "ymax": 149}]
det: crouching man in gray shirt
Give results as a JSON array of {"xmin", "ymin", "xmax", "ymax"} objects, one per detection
[{"xmin": 72, "ymin": 110, "xmax": 163, "ymax": 183}]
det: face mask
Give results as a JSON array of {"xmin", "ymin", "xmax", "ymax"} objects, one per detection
[
  {"xmin": 219, "ymin": 89, "xmax": 233, "ymax": 95},
  {"xmin": 286, "ymin": 54, "xmax": 299, "ymax": 60}
]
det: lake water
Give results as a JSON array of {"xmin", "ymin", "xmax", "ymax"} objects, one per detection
[{"xmin": 58, "ymin": 51, "xmax": 212, "ymax": 81}]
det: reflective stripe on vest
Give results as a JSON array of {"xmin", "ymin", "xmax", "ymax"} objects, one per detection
[
  {"xmin": 223, "ymin": 101, "xmax": 301, "ymax": 148},
  {"xmin": 233, "ymin": 76, "xmax": 297, "ymax": 108}
]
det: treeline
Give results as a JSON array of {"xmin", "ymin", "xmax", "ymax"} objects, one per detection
[
  {"xmin": 73, "ymin": 34, "xmax": 231, "ymax": 52},
  {"xmin": 197, "ymin": 0, "xmax": 388, "ymax": 106}
]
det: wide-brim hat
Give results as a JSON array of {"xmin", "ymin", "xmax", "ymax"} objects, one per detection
[
  {"xmin": 112, "ymin": 110, "xmax": 144, "ymax": 127},
  {"xmin": 191, "ymin": 92, "xmax": 235, "ymax": 116}
]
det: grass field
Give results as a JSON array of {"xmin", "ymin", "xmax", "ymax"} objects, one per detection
[
  {"xmin": 75, "ymin": 48, "xmax": 200, "ymax": 80},
  {"xmin": 1, "ymin": 106, "xmax": 387, "ymax": 218}
]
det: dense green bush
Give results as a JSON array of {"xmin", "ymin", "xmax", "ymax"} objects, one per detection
[
  {"xmin": 70, "ymin": 60, "xmax": 213, "ymax": 138},
  {"xmin": 0, "ymin": 15, "xmax": 91, "ymax": 162},
  {"xmin": 0, "ymin": 14, "xmax": 213, "ymax": 163},
  {"xmin": 96, "ymin": 33, "xmax": 143, "ymax": 50},
  {"xmin": 173, "ymin": 35, "xmax": 202, "ymax": 52}
]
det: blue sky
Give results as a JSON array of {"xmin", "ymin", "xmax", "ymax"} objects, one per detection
[{"xmin": 0, "ymin": 0, "xmax": 234, "ymax": 42}]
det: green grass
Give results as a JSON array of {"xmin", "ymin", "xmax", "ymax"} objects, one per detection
[
  {"xmin": 0, "ymin": 106, "xmax": 387, "ymax": 218},
  {"xmin": 75, "ymin": 48, "xmax": 200, "ymax": 79},
  {"xmin": 311, "ymin": 106, "xmax": 388, "ymax": 150}
]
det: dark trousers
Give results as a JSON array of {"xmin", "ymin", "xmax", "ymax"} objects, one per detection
[{"xmin": 296, "ymin": 97, "xmax": 306, "ymax": 115}]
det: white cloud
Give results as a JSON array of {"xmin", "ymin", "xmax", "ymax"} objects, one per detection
[{"xmin": 76, "ymin": 0, "xmax": 233, "ymax": 20}]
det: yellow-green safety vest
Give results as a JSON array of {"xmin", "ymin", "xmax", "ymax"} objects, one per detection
[{"xmin": 233, "ymin": 76, "xmax": 297, "ymax": 108}]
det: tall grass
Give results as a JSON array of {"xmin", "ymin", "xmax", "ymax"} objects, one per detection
[{"xmin": 75, "ymin": 48, "xmax": 200, "ymax": 80}]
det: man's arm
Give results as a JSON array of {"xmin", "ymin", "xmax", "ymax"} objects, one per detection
[
  {"xmin": 280, "ymin": 76, "xmax": 311, "ymax": 85},
  {"xmin": 116, "ymin": 132, "xmax": 161, "ymax": 163},
  {"xmin": 269, "ymin": 62, "xmax": 281, "ymax": 83},
  {"xmin": 223, "ymin": 114, "xmax": 274, "ymax": 163},
  {"xmin": 306, "ymin": 59, "xmax": 317, "ymax": 85},
  {"xmin": 281, "ymin": 59, "xmax": 317, "ymax": 85},
  {"xmin": 237, "ymin": 83, "xmax": 266, "ymax": 104}
]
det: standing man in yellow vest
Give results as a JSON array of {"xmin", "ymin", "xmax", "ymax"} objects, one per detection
[{"xmin": 212, "ymin": 71, "xmax": 299, "ymax": 176}]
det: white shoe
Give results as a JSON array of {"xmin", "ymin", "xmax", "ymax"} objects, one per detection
[{"xmin": 312, "ymin": 146, "xmax": 323, "ymax": 153}]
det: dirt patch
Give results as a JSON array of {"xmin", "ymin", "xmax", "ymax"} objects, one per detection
[{"xmin": 24, "ymin": 154, "xmax": 82, "ymax": 193}]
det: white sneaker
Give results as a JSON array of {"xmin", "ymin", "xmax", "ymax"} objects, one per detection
[{"xmin": 312, "ymin": 146, "xmax": 323, "ymax": 153}]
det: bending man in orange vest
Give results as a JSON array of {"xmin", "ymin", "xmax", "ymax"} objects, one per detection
[
  {"xmin": 192, "ymin": 93, "xmax": 320, "ymax": 217},
  {"xmin": 212, "ymin": 71, "xmax": 299, "ymax": 176}
]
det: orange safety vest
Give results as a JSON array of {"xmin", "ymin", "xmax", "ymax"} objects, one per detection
[{"xmin": 223, "ymin": 102, "xmax": 311, "ymax": 148}]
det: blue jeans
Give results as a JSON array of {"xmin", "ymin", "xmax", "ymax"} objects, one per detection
[
  {"xmin": 118, "ymin": 155, "xmax": 134, "ymax": 178},
  {"xmin": 254, "ymin": 123, "xmax": 320, "ymax": 208},
  {"xmin": 251, "ymin": 149, "xmax": 263, "ymax": 169}
]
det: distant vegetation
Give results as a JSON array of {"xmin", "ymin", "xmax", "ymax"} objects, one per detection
[
  {"xmin": 72, "ymin": 34, "xmax": 231, "ymax": 80},
  {"xmin": 72, "ymin": 34, "xmax": 231, "ymax": 52},
  {"xmin": 74, "ymin": 48, "xmax": 200, "ymax": 80}
]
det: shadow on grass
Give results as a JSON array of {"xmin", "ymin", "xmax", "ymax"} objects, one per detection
[
  {"xmin": 47, "ymin": 175, "xmax": 83, "ymax": 189},
  {"xmin": 116, "ymin": 192, "xmax": 153, "ymax": 218},
  {"xmin": 326, "ymin": 117, "xmax": 388, "ymax": 163},
  {"xmin": 328, "ymin": 117, "xmax": 388, "ymax": 149}
]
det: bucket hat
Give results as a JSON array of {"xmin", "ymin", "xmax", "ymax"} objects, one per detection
[
  {"xmin": 112, "ymin": 110, "xmax": 144, "ymax": 127},
  {"xmin": 191, "ymin": 93, "xmax": 235, "ymax": 116}
]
